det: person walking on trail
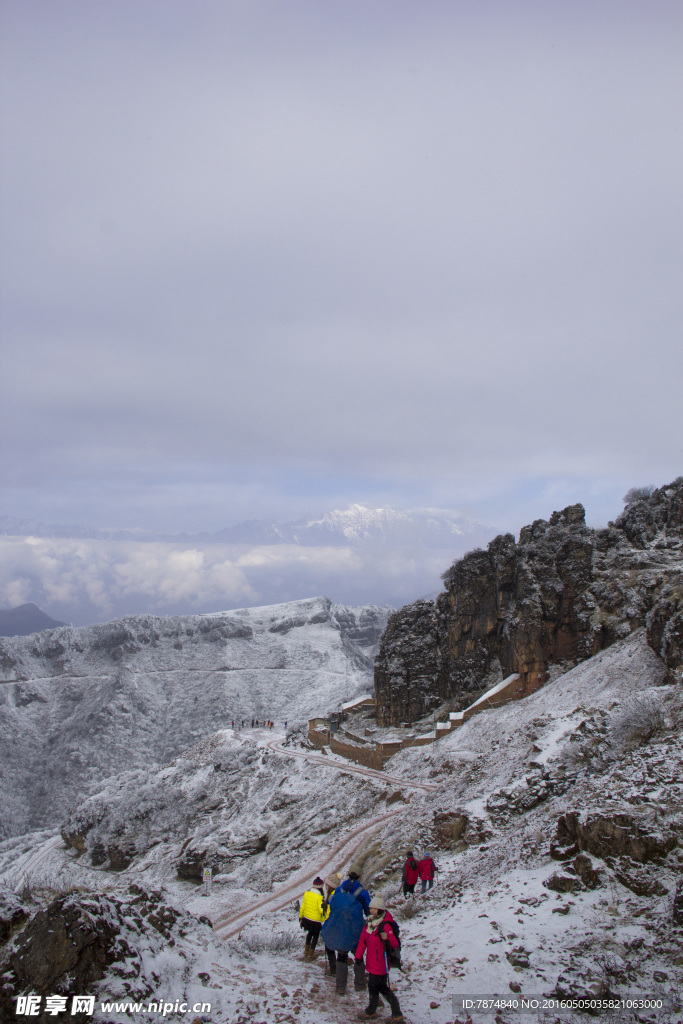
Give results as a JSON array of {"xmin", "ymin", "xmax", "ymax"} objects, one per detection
[
  {"xmin": 299, "ymin": 876, "xmax": 328, "ymax": 959},
  {"xmin": 322, "ymin": 872, "xmax": 342, "ymax": 976},
  {"xmin": 355, "ymin": 896, "xmax": 404, "ymax": 1022},
  {"xmin": 320, "ymin": 863, "xmax": 371, "ymax": 995},
  {"xmin": 402, "ymin": 851, "xmax": 419, "ymax": 898},
  {"xmin": 418, "ymin": 851, "xmax": 437, "ymax": 893}
]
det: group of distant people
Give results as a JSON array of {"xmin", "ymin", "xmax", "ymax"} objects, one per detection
[
  {"xmin": 230, "ymin": 719, "xmax": 285, "ymax": 729},
  {"xmin": 401, "ymin": 849, "xmax": 437, "ymax": 897},
  {"xmin": 297, "ymin": 852, "xmax": 438, "ymax": 1021}
]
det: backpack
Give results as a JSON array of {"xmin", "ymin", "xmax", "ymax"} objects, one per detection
[
  {"xmin": 383, "ymin": 918, "xmax": 402, "ymax": 969},
  {"xmin": 320, "ymin": 886, "xmax": 365, "ymax": 953}
]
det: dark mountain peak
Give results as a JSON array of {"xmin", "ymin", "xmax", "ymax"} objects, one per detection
[{"xmin": 0, "ymin": 603, "xmax": 66, "ymax": 637}]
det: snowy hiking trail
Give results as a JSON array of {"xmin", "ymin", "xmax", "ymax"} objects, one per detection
[
  {"xmin": 12, "ymin": 835, "xmax": 62, "ymax": 892},
  {"xmin": 212, "ymin": 806, "xmax": 403, "ymax": 938},
  {"xmin": 266, "ymin": 738, "xmax": 438, "ymax": 793},
  {"xmin": 212, "ymin": 739, "xmax": 436, "ymax": 938}
]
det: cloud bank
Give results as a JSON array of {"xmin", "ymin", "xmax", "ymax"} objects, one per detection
[
  {"xmin": 0, "ymin": 533, "xmax": 464, "ymax": 625},
  {"xmin": 0, "ymin": 1, "xmax": 681, "ymax": 542}
]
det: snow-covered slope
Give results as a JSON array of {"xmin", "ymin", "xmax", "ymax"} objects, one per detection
[
  {"xmin": 1, "ymin": 630, "xmax": 680, "ymax": 1023},
  {"xmin": 0, "ymin": 597, "xmax": 391, "ymax": 837}
]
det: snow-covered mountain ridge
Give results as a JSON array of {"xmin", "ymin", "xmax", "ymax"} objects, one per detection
[
  {"xmin": 1, "ymin": 630, "xmax": 681, "ymax": 1023},
  {"xmin": 0, "ymin": 597, "xmax": 391, "ymax": 838}
]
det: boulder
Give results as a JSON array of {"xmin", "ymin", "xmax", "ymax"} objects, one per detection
[
  {"xmin": 552, "ymin": 811, "xmax": 677, "ymax": 864},
  {"xmin": 177, "ymin": 833, "xmax": 268, "ymax": 881},
  {"xmin": 433, "ymin": 811, "xmax": 468, "ymax": 849},
  {"xmin": 0, "ymin": 896, "xmax": 29, "ymax": 945},
  {"xmin": 0, "ymin": 893, "xmax": 141, "ymax": 1022},
  {"xmin": 0, "ymin": 886, "xmax": 197, "ymax": 1023},
  {"xmin": 543, "ymin": 872, "xmax": 583, "ymax": 894},
  {"xmin": 572, "ymin": 853, "xmax": 602, "ymax": 889}
]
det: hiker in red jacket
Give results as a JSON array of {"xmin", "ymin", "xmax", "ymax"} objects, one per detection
[
  {"xmin": 402, "ymin": 850, "xmax": 419, "ymax": 898},
  {"xmin": 355, "ymin": 896, "xmax": 403, "ymax": 1022},
  {"xmin": 418, "ymin": 851, "xmax": 437, "ymax": 893}
]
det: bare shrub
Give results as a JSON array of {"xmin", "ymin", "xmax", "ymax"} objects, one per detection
[
  {"xmin": 396, "ymin": 899, "xmax": 421, "ymax": 921},
  {"xmin": 13, "ymin": 869, "xmax": 90, "ymax": 904},
  {"xmin": 611, "ymin": 693, "xmax": 666, "ymax": 750},
  {"xmin": 229, "ymin": 925, "xmax": 301, "ymax": 954},
  {"xmin": 623, "ymin": 486, "xmax": 655, "ymax": 504}
]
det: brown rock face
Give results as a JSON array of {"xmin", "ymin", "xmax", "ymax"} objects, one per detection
[
  {"xmin": 433, "ymin": 811, "xmax": 468, "ymax": 848},
  {"xmin": 0, "ymin": 886, "xmax": 196, "ymax": 1024},
  {"xmin": 375, "ymin": 504, "xmax": 599, "ymax": 724},
  {"xmin": 374, "ymin": 480, "xmax": 683, "ymax": 726},
  {"xmin": 553, "ymin": 811, "xmax": 677, "ymax": 864},
  {"xmin": 0, "ymin": 896, "xmax": 29, "ymax": 945},
  {"xmin": 0, "ymin": 893, "xmax": 138, "ymax": 1023},
  {"xmin": 647, "ymin": 581, "xmax": 683, "ymax": 684},
  {"xmin": 177, "ymin": 833, "xmax": 269, "ymax": 882}
]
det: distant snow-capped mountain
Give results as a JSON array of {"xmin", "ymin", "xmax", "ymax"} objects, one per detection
[
  {"xmin": 202, "ymin": 504, "xmax": 487, "ymax": 547},
  {"xmin": 0, "ymin": 504, "xmax": 487, "ymax": 548},
  {"xmin": 296, "ymin": 504, "xmax": 482, "ymax": 545}
]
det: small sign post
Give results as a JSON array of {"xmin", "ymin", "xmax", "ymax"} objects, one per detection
[{"xmin": 202, "ymin": 866, "xmax": 212, "ymax": 897}]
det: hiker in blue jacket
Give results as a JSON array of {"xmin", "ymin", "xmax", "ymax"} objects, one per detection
[{"xmin": 320, "ymin": 863, "xmax": 371, "ymax": 994}]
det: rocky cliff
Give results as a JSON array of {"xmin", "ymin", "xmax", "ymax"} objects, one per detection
[{"xmin": 374, "ymin": 479, "xmax": 683, "ymax": 725}]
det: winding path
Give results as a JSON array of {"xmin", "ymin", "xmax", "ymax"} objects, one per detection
[
  {"xmin": 213, "ymin": 806, "xmax": 403, "ymax": 938},
  {"xmin": 13, "ymin": 835, "xmax": 62, "ymax": 893},
  {"xmin": 266, "ymin": 739, "xmax": 438, "ymax": 793},
  {"xmin": 213, "ymin": 739, "xmax": 435, "ymax": 939}
]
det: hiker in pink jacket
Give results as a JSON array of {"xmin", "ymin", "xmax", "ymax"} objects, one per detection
[
  {"xmin": 355, "ymin": 896, "xmax": 403, "ymax": 1022},
  {"xmin": 401, "ymin": 850, "xmax": 419, "ymax": 898},
  {"xmin": 418, "ymin": 851, "xmax": 437, "ymax": 893}
]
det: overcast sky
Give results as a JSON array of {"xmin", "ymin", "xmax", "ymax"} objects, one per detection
[{"xmin": 1, "ymin": 0, "xmax": 682, "ymax": 551}]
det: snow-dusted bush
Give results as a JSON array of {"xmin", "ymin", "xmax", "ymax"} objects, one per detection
[
  {"xmin": 396, "ymin": 898, "xmax": 421, "ymax": 920},
  {"xmin": 611, "ymin": 693, "xmax": 667, "ymax": 749},
  {"xmin": 622, "ymin": 486, "xmax": 655, "ymax": 504},
  {"xmin": 229, "ymin": 925, "xmax": 301, "ymax": 954},
  {"xmin": 284, "ymin": 722, "xmax": 308, "ymax": 747}
]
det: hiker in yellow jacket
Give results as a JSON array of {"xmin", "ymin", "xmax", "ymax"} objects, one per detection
[{"xmin": 299, "ymin": 876, "xmax": 329, "ymax": 960}]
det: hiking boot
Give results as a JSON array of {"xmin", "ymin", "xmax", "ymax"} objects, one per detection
[
  {"xmin": 357, "ymin": 1013, "xmax": 377, "ymax": 1020},
  {"xmin": 303, "ymin": 946, "xmax": 314, "ymax": 961},
  {"xmin": 388, "ymin": 1015, "xmax": 405, "ymax": 1022}
]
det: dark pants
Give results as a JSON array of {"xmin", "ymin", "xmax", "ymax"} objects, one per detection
[
  {"xmin": 421, "ymin": 877, "xmax": 434, "ymax": 893},
  {"xmin": 326, "ymin": 947, "xmax": 348, "ymax": 972},
  {"xmin": 367, "ymin": 973, "xmax": 401, "ymax": 1016},
  {"xmin": 303, "ymin": 919, "xmax": 322, "ymax": 950},
  {"xmin": 402, "ymin": 881, "xmax": 415, "ymax": 897}
]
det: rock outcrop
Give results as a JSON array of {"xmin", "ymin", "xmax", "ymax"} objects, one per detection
[
  {"xmin": 375, "ymin": 479, "xmax": 683, "ymax": 725},
  {"xmin": 0, "ymin": 886, "xmax": 211, "ymax": 1024}
]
